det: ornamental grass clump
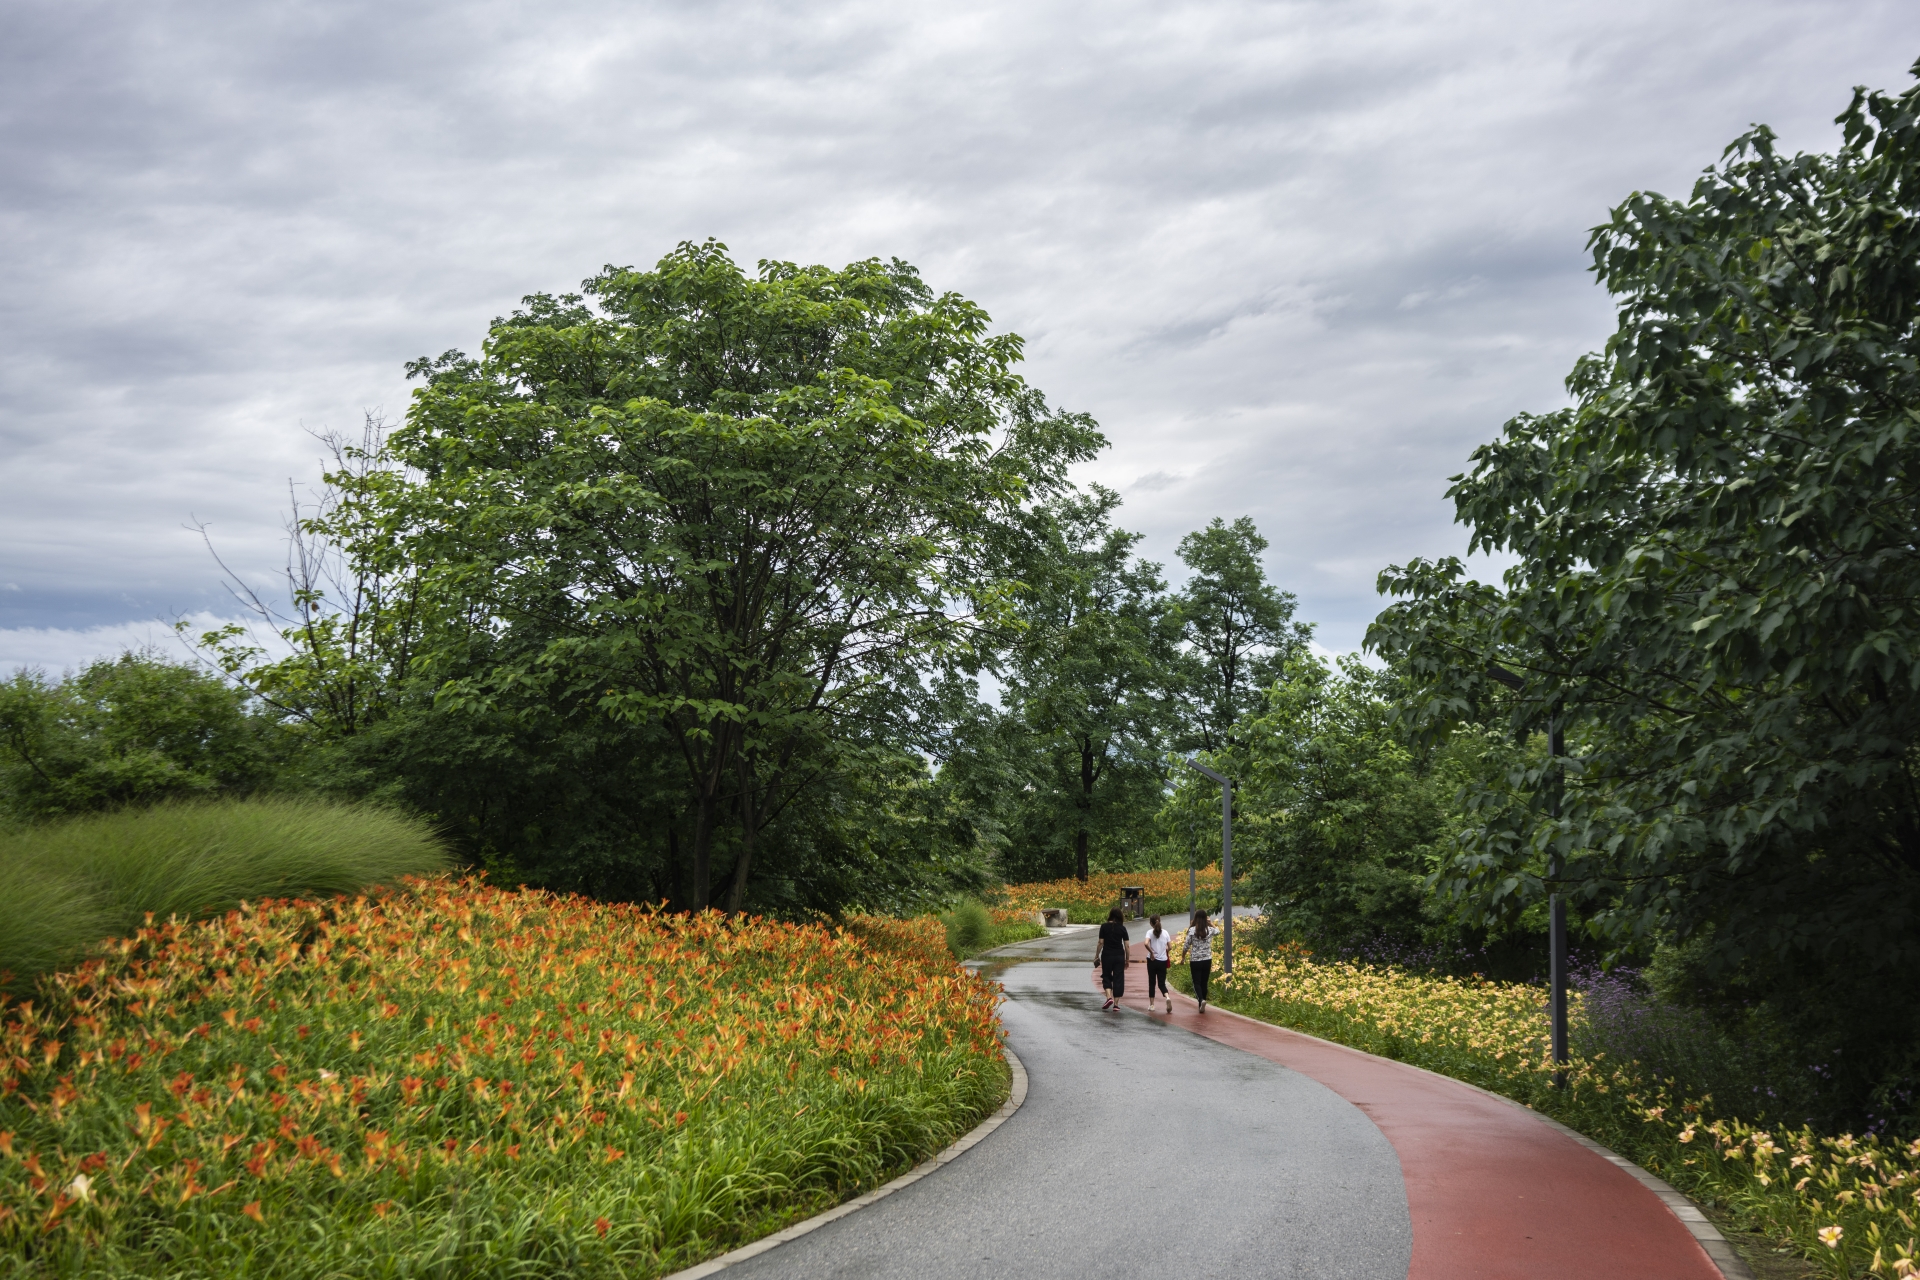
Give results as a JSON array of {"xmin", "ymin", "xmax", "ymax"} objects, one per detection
[
  {"xmin": 1195, "ymin": 943, "xmax": 1920, "ymax": 1278},
  {"xmin": 0, "ymin": 878, "xmax": 1007, "ymax": 1278},
  {"xmin": 0, "ymin": 797, "xmax": 450, "ymax": 990},
  {"xmin": 939, "ymin": 902, "xmax": 992, "ymax": 956}
]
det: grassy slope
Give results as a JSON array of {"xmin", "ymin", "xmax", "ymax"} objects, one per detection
[{"xmin": 958, "ymin": 920, "xmax": 1047, "ymax": 957}]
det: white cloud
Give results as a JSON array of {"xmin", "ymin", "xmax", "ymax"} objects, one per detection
[
  {"xmin": 0, "ymin": 613, "xmax": 277, "ymax": 680},
  {"xmin": 2, "ymin": 0, "xmax": 1916, "ymax": 651}
]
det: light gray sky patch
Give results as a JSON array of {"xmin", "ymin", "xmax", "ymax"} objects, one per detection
[{"xmin": 3, "ymin": 0, "xmax": 1917, "ymax": 672}]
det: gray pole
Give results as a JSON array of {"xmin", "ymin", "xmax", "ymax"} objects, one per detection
[
  {"xmin": 1222, "ymin": 780, "xmax": 1232, "ymax": 974},
  {"xmin": 1188, "ymin": 761, "xmax": 1232, "ymax": 975},
  {"xmin": 1187, "ymin": 815, "xmax": 1196, "ymax": 914},
  {"xmin": 1486, "ymin": 662, "xmax": 1570, "ymax": 1090},
  {"xmin": 1549, "ymin": 718, "xmax": 1568, "ymax": 1088}
]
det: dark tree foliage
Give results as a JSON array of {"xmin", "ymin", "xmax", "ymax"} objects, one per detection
[
  {"xmin": 0, "ymin": 654, "xmax": 280, "ymax": 821},
  {"xmin": 1171, "ymin": 516, "xmax": 1314, "ymax": 753},
  {"xmin": 208, "ymin": 242, "xmax": 1100, "ymax": 914},
  {"xmin": 1369, "ymin": 66, "xmax": 1920, "ymax": 1126},
  {"xmin": 998, "ymin": 489, "xmax": 1179, "ymax": 880}
]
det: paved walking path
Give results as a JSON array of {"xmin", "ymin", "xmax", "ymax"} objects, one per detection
[
  {"xmin": 716, "ymin": 917, "xmax": 1730, "ymax": 1279},
  {"xmin": 1107, "ymin": 917, "xmax": 1729, "ymax": 1279}
]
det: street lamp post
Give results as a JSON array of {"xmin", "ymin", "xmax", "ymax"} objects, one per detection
[
  {"xmin": 1187, "ymin": 761, "xmax": 1233, "ymax": 975},
  {"xmin": 1547, "ymin": 717, "xmax": 1568, "ymax": 1087},
  {"xmin": 1186, "ymin": 813, "xmax": 1197, "ymax": 914},
  {"xmin": 1486, "ymin": 662, "xmax": 1569, "ymax": 1087}
]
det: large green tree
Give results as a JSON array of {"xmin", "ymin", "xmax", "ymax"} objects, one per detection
[
  {"xmin": 276, "ymin": 242, "xmax": 1100, "ymax": 910},
  {"xmin": 1233, "ymin": 654, "xmax": 1506, "ymax": 954},
  {"xmin": 998, "ymin": 489, "xmax": 1177, "ymax": 880},
  {"xmin": 1370, "ymin": 67, "xmax": 1920, "ymax": 1121}
]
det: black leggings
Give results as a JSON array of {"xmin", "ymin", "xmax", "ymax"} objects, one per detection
[
  {"xmin": 1190, "ymin": 959, "xmax": 1212, "ymax": 1003},
  {"xmin": 1146, "ymin": 959, "xmax": 1169, "ymax": 998}
]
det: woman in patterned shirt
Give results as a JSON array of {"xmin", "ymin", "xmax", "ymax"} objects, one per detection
[{"xmin": 1182, "ymin": 910, "xmax": 1215, "ymax": 1012}]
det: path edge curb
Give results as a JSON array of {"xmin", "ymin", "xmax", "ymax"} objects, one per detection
[
  {"xmin": 1153, "ymin": 991, "xmax": 1757, "ymax": 1280},
  {"xmin": 660, "ymin": 1042, "xmax": 1028, "ymax": 1280}
]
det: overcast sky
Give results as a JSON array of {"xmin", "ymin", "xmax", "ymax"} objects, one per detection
[{"xmin": 4, "ymin": 0, "xmax": 1918, "ymax": 674}]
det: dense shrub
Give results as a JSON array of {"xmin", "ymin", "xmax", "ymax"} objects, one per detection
[
  {"xmin": 940, "ymin": 901, "xmax": 992, "ymax": 955},
  {"xmin": 0, "ymin": 654, "xmax": 280, "ymax": 822}
]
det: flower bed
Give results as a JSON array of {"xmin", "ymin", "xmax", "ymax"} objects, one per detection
[
  {"xmin": 1184, "ymin": 943, "xmax": 1919, "ymax": 1278},
  {"xmin": 1000, "ymin": 866, "xmax": 1225, "ymax": 922},
  {"xmin": 0, "ymin": 879, "xmax": 1007, "ymax": 1277}
]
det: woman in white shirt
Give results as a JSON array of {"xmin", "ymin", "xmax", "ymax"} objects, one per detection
[
  {"xmin": 1143, "ymin": 915, "xmax": 1173, "ymax": 1014},
  {"xmin": 1182, "ymin": 910, "xmax": 1215, "ymax": 1012}
]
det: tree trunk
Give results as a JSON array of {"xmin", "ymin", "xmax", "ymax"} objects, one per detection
[
  {"xmin": 667, "ymin": 825, "xmax": 683, "ymax": 910},
  {"xmin": 1077, "ymin": 740, "xmax": 1094, "ymax": 881},
  {"xmin": 688, "ymin": 725, "xmax": 735, "ymax": 911},
  {"xmin": 725, "ymin": 761, "xmax": 757, "ymax": 914},
  {"xmin": 690, "ymin": 788, "xmax": 714, "ymax": 911}
]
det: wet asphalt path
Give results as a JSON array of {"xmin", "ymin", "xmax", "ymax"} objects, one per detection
[{"xmin": 719, "ymin": 923, "xmax": 1413, "ymax": 1280}]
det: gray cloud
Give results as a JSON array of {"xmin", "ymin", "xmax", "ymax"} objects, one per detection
[{"xmin": 3, "ymin": 0, "xmax": 1917, "ymax": 668}]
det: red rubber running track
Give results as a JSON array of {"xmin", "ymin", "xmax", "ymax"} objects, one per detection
[{"xmin": 1119, "ymin": 945, "xmax": 1725, "ymax": 1280}]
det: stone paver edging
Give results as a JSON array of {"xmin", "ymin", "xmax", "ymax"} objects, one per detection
[{"xmin": 661, "ymin": 1044, "xmax": 1029, "ymax": 1280}]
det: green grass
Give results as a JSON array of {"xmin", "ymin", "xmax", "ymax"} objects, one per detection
[
  {"xmin": 0, "ymin": 796, "xmax": 449, "ymax": 990},
  {"xmin": 969, "ymin": 920, "xmax": 1048, "ymax": 955},
  {"xmin": 938, "ymin": 903, "xmax": 1048, "ymax": 957}
]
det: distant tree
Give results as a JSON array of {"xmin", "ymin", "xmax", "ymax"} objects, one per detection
[
  {"xmin": 0, "ymin": 653, "xmax": 278, "ymax": 820},
  {"xmin": 1231, "ymin": 653, "xmax": 1510, "ymax": 953},
  {"xmin": 1370, "ymin": 65, "xmax": 1920, "ymax": 1126},
  {"xmin": 1172, "ymin": 517, "xmax": 1313, "ymax": 752},
  {"xmin": 1000, "ymin": 489, "xmax": 1178, "ymax": 880}
]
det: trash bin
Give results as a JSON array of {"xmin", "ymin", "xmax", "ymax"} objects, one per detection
[{"xmin": 1122, "ymin": 886, "xmax": 1145, "ymax": 918}]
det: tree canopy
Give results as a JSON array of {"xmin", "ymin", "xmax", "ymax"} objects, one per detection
[
  {"xmin": 1232, "ymin": 654, "xmax": 1505, "ymax": 955},
  {"xmin": 997, "ymin": 488, "xmax": 1177, "ymax": 881},
  {"xmin": 207, "ymin": 243, "xmax": 1108, "ymax": 910},
  {"xmin": 1172, "ymin": 516, "xmax": 1314, "ymax": 753},
  {"xmin": 1370, "ymin": 66, "xmax": 1920, "ymax": 1118},
  {"xmin": 0, "ymin": 654, "xmax": 278, "ymax": 821}
]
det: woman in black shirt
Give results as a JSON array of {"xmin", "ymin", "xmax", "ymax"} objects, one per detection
[{"xmin": 1093, "ymin": 906, "xmax": 1130, "ymax": 1011}]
